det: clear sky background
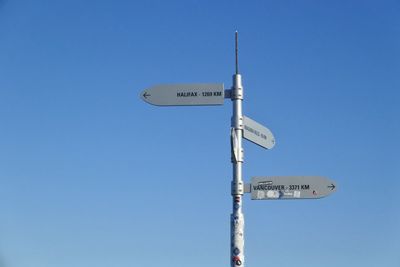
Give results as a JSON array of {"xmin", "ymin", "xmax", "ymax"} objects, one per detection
[{"xmin": 0, "ymin": 1, "xmax": 399, "ymax": 267}]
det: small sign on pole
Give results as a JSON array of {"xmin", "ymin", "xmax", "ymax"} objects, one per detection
[{"xmin": 243, "ymin": 116, "xmax": 275, "ymax": 149}]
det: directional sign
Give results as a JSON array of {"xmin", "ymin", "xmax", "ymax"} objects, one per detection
[
  {"xmin": 248, "ymin": 176, "xmax": 337, "ymax": 200},
  {"xmin": 243, "ymin": 116, "xmax": 275, "ymax": 149},
  {"xmin": 140, "ymin": 83, "xmax": 224, "ymax": 106}
]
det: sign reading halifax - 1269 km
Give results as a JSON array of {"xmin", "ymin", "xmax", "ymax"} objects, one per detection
[{"xmin": 140, "ymin": 83, "xmax": 225, "ymax": 106}]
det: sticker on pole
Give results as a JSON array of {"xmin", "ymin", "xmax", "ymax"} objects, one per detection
[
  {"xmin": 249, "ymin": 176, "xmax": 337, "ymax": 200},
  {"xmin": 140, "ymin": 83, "xmax": 224, "ymax": 106},
  {"xmin": 243, "ymin": 116, "xmax": 275, "ymax": 149}
]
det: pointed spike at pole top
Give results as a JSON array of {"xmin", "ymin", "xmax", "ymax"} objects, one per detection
[{"xmin": 235, "ymin": 31, "xmax": 239, "ymax": 74}]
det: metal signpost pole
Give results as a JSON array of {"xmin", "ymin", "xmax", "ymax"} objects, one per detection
[
  {"xmin": 139, "ymin": 31, "xmax": 337, "ymax": 267},
  {"xmin": 230, "ymin": 31, "xmax": 245, "ymax": 267}
]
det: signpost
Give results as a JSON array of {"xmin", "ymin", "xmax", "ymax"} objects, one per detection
[{"xmin": 139, "ymin": 32, "xmax": 337, "ymax": 267}]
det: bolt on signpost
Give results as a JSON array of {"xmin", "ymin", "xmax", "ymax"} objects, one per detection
[{"xmin": 140, "ymin": 32, "xmax": 337, "ymax": 267}]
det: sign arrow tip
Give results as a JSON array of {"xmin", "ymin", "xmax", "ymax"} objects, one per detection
[
  {"xmin": 142, "ymin": 92, "xmax": 151, "ymax": 99},
  {"xmin": 328, "ymin": 183, "xmax": 336, "ymax": 190}
]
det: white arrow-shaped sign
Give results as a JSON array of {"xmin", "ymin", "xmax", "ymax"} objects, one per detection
[
  {"xmin": 247, "ymin": 176, "xmax": 337, "ymax": 200},
  {"xmin": 242, "ymin": 116, "xmax": 275, "ymax": 149},
  {"xmin": 140, "ymin": 83, "xmax": 225, "ymax": 106}
]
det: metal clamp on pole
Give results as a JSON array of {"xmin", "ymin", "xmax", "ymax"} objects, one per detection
[
  {"xmin": 231, "ymin": 74, "xmax": 243, "ymax": 100},
  {"xmin": 232, "ymin": 181, "xmax": 244, "ymax": 195},
  {"xmin": 231, "ymin": 116, "xmax": 244, "ymax": 130}
]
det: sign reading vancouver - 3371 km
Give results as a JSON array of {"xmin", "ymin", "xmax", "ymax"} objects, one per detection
[
  {"xmin": 248, "ymin": 176, "xmax": 337, "ymax": 200},
  {"xmin": 140, "ymin": 83, "xmax": 224, "ymax": 106}
]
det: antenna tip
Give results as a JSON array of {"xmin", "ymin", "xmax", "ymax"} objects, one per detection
[{"xmin": 235, "ymin": 31, "xmax": 239, "ymax": 74}]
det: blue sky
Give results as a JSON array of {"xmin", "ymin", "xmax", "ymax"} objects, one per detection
[{"xmin": 0, "ymin": 1, "xmax": 399, "ymax": 266}]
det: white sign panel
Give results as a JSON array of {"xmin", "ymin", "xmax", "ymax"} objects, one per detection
[
  {"xmin": 249, "ymin": 176, "xmax": 337, "ymax": 200},
  {"xmin": 140, "ymin": 83, "xmax": 224, "ymax": 106},
  {"xmin": 243, "ymin": 116, "xmax": 275, "ymax": 149}
]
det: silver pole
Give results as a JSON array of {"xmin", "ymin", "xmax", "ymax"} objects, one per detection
[{"xmin": 230, "ymin": 31, "xmax": 245, "ymax": 267}]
